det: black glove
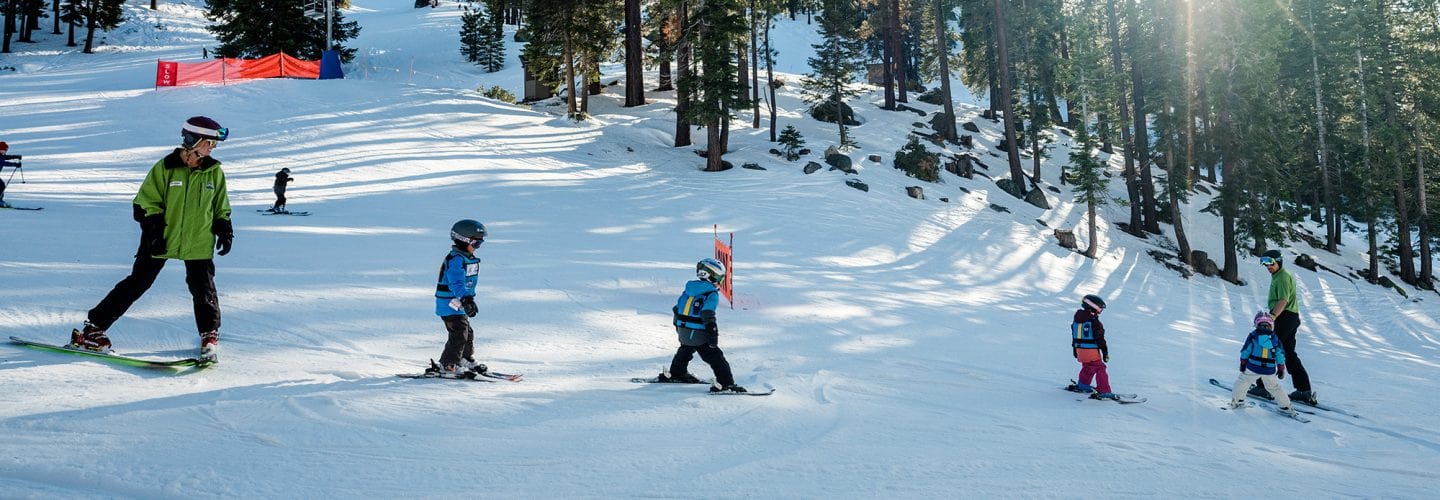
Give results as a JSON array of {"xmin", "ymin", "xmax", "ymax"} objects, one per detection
[
  {"xmin": 705, "ymin": 322, "xmax": 718, "ymax": 337},
  {"xmin": 461, "ymin": 296, "xmax": 478, "ymax": 317},
  {"xmin": 140, "ymin": 213, "xmax": 166, "ymax": 256},
  {"xmin": 212, "ymin": 218, "xmax": 233, "ymax": 256}
]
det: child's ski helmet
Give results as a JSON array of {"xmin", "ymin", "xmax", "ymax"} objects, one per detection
[
  {"xmin": 1253, "ymin": 311, "xmax": 1274, "ymax": 328},
  {"xmin": 1082, "ymin": 294, "xmax": 1106, "ymax": 312},
  {"xmin": 450, "ymin": 219, "xmax": 487, "ymax": 247},
  {"xmin": 696, "ymin": 258, "xmax": 726, "ymax": 284},
  {"xmin": 181, "ymin": 116, "xmax": 228, "ymax": 149}
]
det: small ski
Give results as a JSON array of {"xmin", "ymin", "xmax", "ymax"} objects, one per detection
[
  {"xmin": 1064, "ymin": 380, "xmax": 1143, "ymax": 403},
  {"xmin": 1085, "ymin": 393, "xmax": 1146, "ymax": 404},
  {"xmin": 1208, "ymin": 378, "xmax": 1314, "ymax": 415},
  {"xmin": 396, "ymin": 372, "xmax": 495, "ymax": 382},
  {"xmin": 10, "ymin": 336, "xmax": 206, "ymax": 369},
  {"xmin": 477, "ymin": 370, "xmax": 523, "ymax": 382},
  {"xmin": 708, "ymin": 388, "xmax": 775, "ymax": 396},
  {"xmin": 631, "ymin": 376, "xmax": 712, "ymax": 384},
  {"xmin": 257, "ymin": 209, "xmax": 311, "ymax": 216},
  {"xmin": 0, "ymin": 206, "xmax": 43, "ymax": 211}
]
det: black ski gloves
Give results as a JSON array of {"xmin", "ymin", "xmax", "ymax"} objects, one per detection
[
  {"xmin": 212, "ymin": 218, "xmax": 233, "ymax": 256},
  {"xmin": 461, "ymin": 296, "xmax": 478, "ymax": 317},
  {"xmin": 139, "ymin": 213, "xmax": 166, "ymax": 257}
]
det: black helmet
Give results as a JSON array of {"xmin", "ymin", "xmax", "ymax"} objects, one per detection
[
  {"xmin": 1260, "ymin": 249, "xmax": 1283, "ymax": 267},
  {"xmin": 1082, "ymin": 294, "xmax": 1106, "ymax": 312},
  {"xmin": 450, "ymin": 219, "xmax": 487, "ymax": 247}
]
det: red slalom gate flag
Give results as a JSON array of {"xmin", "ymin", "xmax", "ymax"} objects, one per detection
[{"xmin": 714, "ymin": 228, "xmax": 733, "ymax": 306}]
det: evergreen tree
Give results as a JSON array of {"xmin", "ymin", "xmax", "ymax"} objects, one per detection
[
  {"xmin": 460, "ymin": 7, "xmax": 485, "ymax": 64},
  {"xmin": 778, "ymin": 125, "xmax": 806, "ymax": 160},
  {"xmin": 205, "ymin": 0, "xmax": 361, "ymax": 62},
  {"xmin": 801, "ymin": 0, "xmax": 864, "ymax": 149},
  {"xmin": 1067, "ymin": 124, "xmax": 1109, "ymax": 258},
  {"xmin": 680, "ymin": 0, "xmax": 750, "ymax": 171},
  {"xmin": 477, "ymin": 2, "xmax": 505, "ymax": 72}
]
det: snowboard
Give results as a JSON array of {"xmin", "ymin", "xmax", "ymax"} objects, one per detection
[{"xmin": 10, "ymin": 336, "xmax": 209, "ymax": 369}]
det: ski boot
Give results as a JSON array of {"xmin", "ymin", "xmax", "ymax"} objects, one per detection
[
  {"xmin": 460, "ymin": 358, "xmax": 487, "ymax": 375},
  {"xmin": 70, "ymin": 321, "xmax": 112, "ymax": 353},
  {"xmin": 1228, "ymin": 399, "xmax": 1246, "ymax": 410},
  {"xmin": 1288, "ymin": 390, "xmax": 1317, "ymax": 406},
  {"xmin": 199, "ymin": 330, "xmax": 219, "ymax": 363},
  {"xmin": 710, "ymin": 383, "xmax": 747, "ymax": 393},
  {"xmin": 1090, "ymin": 392, "xmax": 1117, "ymax": 401},
  {"xmin": 657, "ymin": 369, "xmax": 701, "ymax": 384},
  {"xmin": 1066, "ymin": 382, "xmax": 1095, "ymax": 394},
  {"xmin": 1247, "ymin": 385, "xmax": 1273, "ymax": 400}
]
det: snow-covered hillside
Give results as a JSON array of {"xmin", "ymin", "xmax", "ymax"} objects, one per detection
[{"xmin": 2, "ymin": 2, "xmax": 1438, "ymax": 497}]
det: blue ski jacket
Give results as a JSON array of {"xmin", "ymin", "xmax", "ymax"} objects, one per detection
[
  {"xmin": 434, "ymin": 247, "xmax": 480, "ymax": 317},
  {"xmin": 1239, "ymin": 327, "xmax": 1286, "ymax": 375}
]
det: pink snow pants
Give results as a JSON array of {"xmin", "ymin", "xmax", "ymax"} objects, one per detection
[{"xmin": 1078, "ymin": 360, "xmax": 1111, "ymax": 394}]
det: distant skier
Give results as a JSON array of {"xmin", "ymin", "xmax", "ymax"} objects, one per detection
[
  {"xmin": 72, "ymin": 117, "xmax": 233, "ymax": 363},
  {"xmin": 654, "ymin": 258, "xmax": 747, "ymax": 393},
  {"xmin": 270, "ymin": 167, "xmax": 293, "ymax": 213},
  {"xmin": 423, "ymin": 219, "xmax": 488, "ymax": 377},
  {"xmin": 1229, "ymin": 312, "xmax": 1294, "ymax": 415},
  {"xmin": 1066, "ymin": 294, "xmax": 1120, "ymax": 400},
  {"xmin": 0, "ymin": 141, "xmax": 15, "ymax": 208}
]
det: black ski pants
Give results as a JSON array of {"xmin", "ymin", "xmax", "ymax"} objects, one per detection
[
  {"xmin": 1274, "ymin": 310, "xmax": 1311, "ymax": 392},
  {"xmin": 438, "ymin": 315, "xmax": 474, "ymax": 367},
  {"xmin": 670, "ymin": 344, "xmax": 734, "ymax": 387},
  {"xmin": 273, "ymin": 185, "xmax": 287, "ymax": 210},
  {"xmin": 88, "ymin": 255, "xmax": 220, "ymax": 334}
]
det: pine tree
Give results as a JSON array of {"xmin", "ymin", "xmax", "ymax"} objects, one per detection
[
  {"xmin": 460, "ymin": 7, "xmax": 485, "ymax": 64},
  {"xmin": 801, "ymin": 0, "xmax": 864, "ymax": 149},
  {"xmin": 681, "ymin": 0, "xmax": 751, "ymax": 171},
  {"xmin": 1068, "ymin": 124, "xmax": 1109, "ymax": 258},
  {"xmin": 206, "ymin": 0, "xmax": 361, "ymax": 62},
  {"xmin": 778, "ymin": 125, "xmax": 806, "ymax": 161},
  {"xmin": 482, "ymin": 0, "xmax": 506, "ymax": 72}
]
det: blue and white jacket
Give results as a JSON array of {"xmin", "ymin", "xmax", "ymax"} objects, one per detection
[
  {"xmin": 1240, "ymin": 327, "xmax": 1286, "ymax": 375},
  {"xmin": 434, "ymin": 247, "xmax": 480, "ymax": 317}
]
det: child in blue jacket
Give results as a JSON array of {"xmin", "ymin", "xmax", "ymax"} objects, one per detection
[
  {"xmin": 1229, "ymin": 312, "xmax": 1294, "ymax": 414},
  {"xmin": 655, "ymin": 258, "xmax": 747, "ymax": 393},
  {"xmin": 425, "ymin": 219, "xmax": 487, "ymax": 377}
]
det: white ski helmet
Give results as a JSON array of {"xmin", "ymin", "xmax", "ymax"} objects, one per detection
[{"xmin": 696, "ymin": 258, "xmax": 726, "ymax": 284}]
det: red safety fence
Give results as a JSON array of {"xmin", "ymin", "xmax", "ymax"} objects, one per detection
[{"xmin": 156, "ymin": 53, "xmax": 322, "ymax": 88}]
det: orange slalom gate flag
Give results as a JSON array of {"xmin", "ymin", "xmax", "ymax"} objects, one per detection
[{"xmin": 714, "ymin": 236, "xmax": 733, "ymax": 305}]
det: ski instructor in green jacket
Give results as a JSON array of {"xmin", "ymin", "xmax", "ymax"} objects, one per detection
[{"xmin": 71, "ymin": 116, "xmax": 234, "ymax": 364}]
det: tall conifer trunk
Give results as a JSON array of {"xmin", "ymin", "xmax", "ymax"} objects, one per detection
[{"xmin": 993, "ymin": 0, "xmax": 1025, "ymax": 196}]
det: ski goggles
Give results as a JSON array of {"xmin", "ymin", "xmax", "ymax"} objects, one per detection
[
  {"xmin": 183, "ymin": 123, "xmax": 229, "ymax": 142},
  {"xmin": 1260, "ymin": 256, "xmax": 1279, "ymax": 266},
  {"xmin": 451, "ymin": 232, "xmax": 484, "ymax": 246}
]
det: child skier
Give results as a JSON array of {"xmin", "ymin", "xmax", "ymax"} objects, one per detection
[
  {"xmin": 1229, "ymin": 312, "xmax": 1294, "ymax": 414},
  {"xmin": 655, "ymin": 258, "xmax": 747, "ymax": 393},
  {"xmin": 269, "ymin": 167, "xmax": 293, "ymax": 213},
  {"xmin": 423, "ymin": 219, "xmax": 488, "ymax": 378},
  {"xmin": 1066, "ymin": 294, "xmax": 1119, "ymax": 400}
]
